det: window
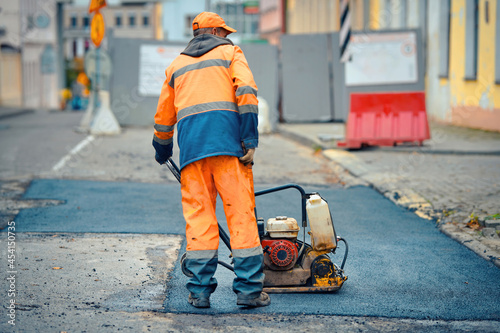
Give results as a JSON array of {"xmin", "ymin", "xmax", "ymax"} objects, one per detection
[
  {"xmin": 143, "ymin": 14, "xmax": 149, "ymax": 27},
  {"xmin": 464, "ymin": 0, "xmax": 479, "ymax": 80},
  {"xmin": 70, "ymin": 14, "xmax": 77, "ymax": 28},
  {"xmin": 115, "ymin": 14, "xmax": 122, "ymax": 27},
  {"xmin": 129, "ymin": 14, "xmax": 136, "ymax": 27},
  {"xmin": 83, "ymin": 16, "xmax": 89, "ymax": 29},
  {"xmin": 438, "ymin": 0, "xmax": 451, "ymax": 77},
  {"xmin": 72, "ymin": 39, "xmax": 77, "ymax": 58}
]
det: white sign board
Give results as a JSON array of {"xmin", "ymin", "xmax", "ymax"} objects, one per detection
[
  {"xmin": 345, "ymin": 32, "xmax": 418, "ymax": 86},
  {"xmin": 138, "ymin": 44, "xmax": 184, "ymax": 96}
]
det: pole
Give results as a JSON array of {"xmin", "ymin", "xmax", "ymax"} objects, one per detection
[
  {"xmin": 94, "ymin": 47, "xmax": 100, "ymax": 110},
  {"xmin": 56, "ymin": 2, "xmax": 66, "ymax": 90}
]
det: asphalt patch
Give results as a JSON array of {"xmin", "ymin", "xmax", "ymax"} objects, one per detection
[
  {"xmin": 14, "ymin": 179, "xmax": 185, "ymax": 234},
  {"xmin": 164, "ymin": 186, "xmax": 500, "ymax": 320}
]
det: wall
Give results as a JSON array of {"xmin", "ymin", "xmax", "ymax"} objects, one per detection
[
  {"xmin": 0, "ymin": 52, "xmax": 23, "ymax": 106},
  {"xmin": 64, "ymin": 1, "xmax": 163, "ymax": 60},
  {"xmin": 0, "ymin": 0, "xmax": 59, "ymax": 109},
  {"xmin": 108, "ymin": 37, "xmax": 279, "ymax": 127},
  {"xmin": 287, "ymin": 0, "xmax": 340, "ymax": 34},
  {"xmin": 425, "ymin": 0, "xmax": 450, "ymax": 121},
  {"xmin": 240, "ymin": 43, "xmax": 280, "ymax": 128},
  {"xmin": 446, "ymin": 0, "xmax": 500, "ymax": 131},
  {"xmin": 0, "ymin": 0, "xmax": 22, "ymax": 106},
  {"xmin": 161, "ymin": 0, "xmax": 205, "ymax": 42},
  {"xmin": 259, "ymin": 0, "xmax": 283, "ymax": 45}
]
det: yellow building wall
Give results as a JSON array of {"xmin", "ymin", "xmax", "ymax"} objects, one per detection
[
  {"xmin": 286, "ymin": 0, "xmax": 366, "ymax": 33},
  {"xmin": 447, "ymin": 0, "xmax": 500, "ymax": 131},
  {"xmin": 351, "ymin": 0, "xmax": 366, "ymax": 30},
  {"xmin": 369, "ymin": 0, "xmax": 381, "ymax": 30},
  {"xmin": 154, "ymin": 3, "xmax": 164, "ymax": 40},
  {"xmin": 0, "ymin": 52, "xmax": 23, "ymax": 107},
  {"xmin": 287, "ymin": 0, "xmax": 340, "ymax": 34},
  {"xmin": 367, "ymin": 0, "xmax": 500, "ymax": 131}
]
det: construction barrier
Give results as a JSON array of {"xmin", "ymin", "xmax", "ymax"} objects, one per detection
[{"xmin": 337, "ymin": 92, "xmax": 430, "ymax": 149}]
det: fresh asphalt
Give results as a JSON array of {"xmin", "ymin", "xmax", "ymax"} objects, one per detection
[{"xmin": 12, "ymin": 179, "xmax": 500, "ymax": 321}]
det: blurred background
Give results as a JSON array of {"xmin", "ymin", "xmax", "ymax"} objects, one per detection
[{"xmin": 0, "ymin": 0, "xmax": 498, "ymax": 132}]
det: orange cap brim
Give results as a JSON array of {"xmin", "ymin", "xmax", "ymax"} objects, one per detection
[{"xmin": 222, "ymin": 24, "xmax": 237, "ymax": 34}]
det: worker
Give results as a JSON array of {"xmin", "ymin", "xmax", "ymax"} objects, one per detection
[{"xmin": 152, "ymin": 12, "xmax": 270, "ymax": 309}]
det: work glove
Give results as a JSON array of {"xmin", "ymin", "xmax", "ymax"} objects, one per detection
[
  {"xmin": 155, "ymin": 152, "xmax": 170, "ymax": 165},
  {"xmin": 239, "ymin": 144, "xmax": 255, "ymax": 166},
  {"xmin": 152, "ymin": 139, "xmax": 172, "ymax": 165}
]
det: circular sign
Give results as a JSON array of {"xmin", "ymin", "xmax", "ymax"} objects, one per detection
[
  {"xmin": 35, "ymin": 13, "xmax": 50, "ymax": 29},
  {"xmin": 90, "ymin": 12, "xmax": 105, "ymax": 47},
  {"xmin": 401, "ymin": 42, "xmax": 416, "ymax": 57}
]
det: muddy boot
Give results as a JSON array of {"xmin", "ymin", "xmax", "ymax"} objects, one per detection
[
  {"xmin": 188, "ymin": 294, "xmax": 210, "ymax": 308},
  {"xmin": 237, "ymin": 292, "xmax": 271, "ymax": 308}
]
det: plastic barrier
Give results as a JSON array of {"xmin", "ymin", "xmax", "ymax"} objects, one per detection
[{"xmin": 337, "ymin": 92, "xmax": 430, "ymax": 149}]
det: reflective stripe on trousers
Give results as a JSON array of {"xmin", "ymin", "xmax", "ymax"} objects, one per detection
[{"xmin": 181, "ymin": 156, "xmax": 264, "ymax": 298}]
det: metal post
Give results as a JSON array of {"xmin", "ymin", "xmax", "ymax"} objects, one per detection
[
  {"xmin": 94, "ymin": 46, "xmax": 100, "ymax": 110},
  {"xmin": 56, "ymin": 2, "xmax": 66, "ymax": 90}
]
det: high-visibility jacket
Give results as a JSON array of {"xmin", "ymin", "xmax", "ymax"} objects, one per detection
[{"xmin": 153, "ymin": 34, "xmax": 259, "ymax": 169}]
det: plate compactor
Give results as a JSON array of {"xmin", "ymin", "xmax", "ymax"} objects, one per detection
[{"xmin": 166, "ymin": 158, "xmax": 348, "ymax": 293}]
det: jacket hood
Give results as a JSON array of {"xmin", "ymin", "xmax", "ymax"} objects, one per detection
[{"xmin": 181, "ymin": 34, "xmax": 233, "ymax": 57}]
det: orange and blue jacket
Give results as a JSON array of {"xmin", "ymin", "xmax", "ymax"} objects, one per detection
[{"xmin": 153, "ymin": 34, "xmax": 259, "ymax": 169}]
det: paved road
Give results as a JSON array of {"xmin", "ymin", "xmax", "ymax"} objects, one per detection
[
  {"xmin": 0, "ymin": 110, "xmax": 87, "ymax": 179},
  {"xmin": 12, "ymin": 179, "xmax": 500, "ymax": 321},
  {"xmin": 2, "ymin": 111, "xmax": 500, "ymax": 331}
]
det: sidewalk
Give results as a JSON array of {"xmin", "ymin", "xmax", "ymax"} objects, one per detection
[
  {"xmin": 279, "ymin": 121, "xmax": 500, "ymax": 268},
  {"xmin": 0, "ymin": 106, "xmax": 35, "ymax": 120}
]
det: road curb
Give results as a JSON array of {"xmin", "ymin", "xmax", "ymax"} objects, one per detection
[
  {"xmin": 0, "ymin": 108, "xmax": 35, "ymax": 120},
  {"xmin": 440, "ymin": 223, "xmax": 500, "ymax": 269},
  {"xmin": 358, "ymin": 146, "xmax": 500, "ymax": 156},
  {"xmin": 321, "ymin": 149, "xmax": 436, "ymax": 219}
]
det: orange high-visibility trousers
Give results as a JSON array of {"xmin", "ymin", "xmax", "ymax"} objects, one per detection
[{"xmin": 181, "ymin": 155, "xmax": 261, "ymax": 252}]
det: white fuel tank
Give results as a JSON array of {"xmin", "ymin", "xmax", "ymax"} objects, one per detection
[
  {"xmin": 306, "ymin": 194, "xmax": 337, "ymax": 251},
  {"xmin": 266, "ymin": 216, "xmax": 300, "ymax": 238}
]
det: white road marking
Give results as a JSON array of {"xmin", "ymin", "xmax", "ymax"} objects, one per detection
[{"xmin": 52, "ymin": 135, "xmax": 95, "ymax": 172}]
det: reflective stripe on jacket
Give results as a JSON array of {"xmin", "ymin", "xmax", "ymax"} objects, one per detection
[{"xmin": 153, "ymin": 34, "xmax": 259, "ymax": 169}]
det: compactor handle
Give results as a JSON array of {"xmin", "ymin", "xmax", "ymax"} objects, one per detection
[{"xmin": 166, "ymin": 158, "xmax": 181, "ymax": 183}]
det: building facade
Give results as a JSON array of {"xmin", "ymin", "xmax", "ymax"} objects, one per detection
[
  {"xmin": 259, "ymin": 0, "xmax": 368, "ymax": 45},
  {"xmin": 259, "ymin": 0, "xmax": 284, "ymax": 45},
  {"xmin": 162, "ymin": 0, "xmax": 260, "ymax": 44},
  {"xmin": 64, "ymin": 0, "xmax": 163, "ymax": 60},
  {"xmin": 0, "ymin": 0, "xmax": 163, "ymax": 109},
  {"xmin": 367, "ymin": 0, "xmax": 500, "ymax": 132},
  {"xmin": 162, "ymin": 0, "xmax": 205, "ymax": 42},
  {"xmin": 0, "ymin": 0, "xmax": 59, "ymax": 109}
]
